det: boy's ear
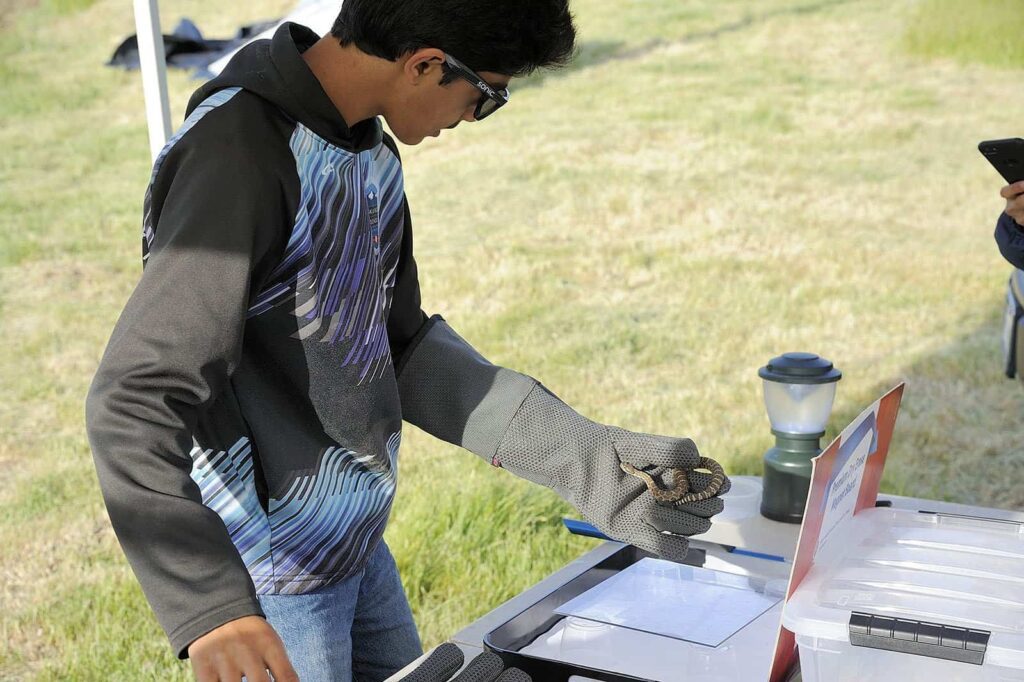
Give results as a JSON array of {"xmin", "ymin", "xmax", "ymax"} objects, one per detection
[{"xmin": 403, "ymin": 47, "xmax": 446, "ymax": 84}]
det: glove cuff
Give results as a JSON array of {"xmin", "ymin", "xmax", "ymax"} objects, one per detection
[{"xmin": 494, "ymin": 382, "xmax": 605, "ymax": 493}]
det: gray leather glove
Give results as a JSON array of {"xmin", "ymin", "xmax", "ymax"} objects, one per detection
[
  {"xmin": 401, "ymin": 643, "xmax": 530, "ymax": 682},
  {"xmin": 397, "ymin": 318, "xmax": 729, "ymax": 561},
  {"xmin": 494, "ymin": 383, "xmax": 729, "ymax": 561}
]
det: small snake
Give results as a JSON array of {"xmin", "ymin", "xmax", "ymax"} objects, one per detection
[{"xmin": 620, "ymin": 457, "xmax": 726, "ymax": 505}]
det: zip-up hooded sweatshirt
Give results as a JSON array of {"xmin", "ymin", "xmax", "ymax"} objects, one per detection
[{"xmin": 85, "ymin": 23, "xmax": 433, "ymax": 656}]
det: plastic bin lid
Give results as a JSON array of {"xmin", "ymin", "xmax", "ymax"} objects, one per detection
[{"xmin": 782, "ymin": 508, "xmax": 1024, "ymax": 669}]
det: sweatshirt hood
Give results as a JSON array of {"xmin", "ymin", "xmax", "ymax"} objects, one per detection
[{"xmin": 187, "ymin": 22, "xmax": 382, "ymax": 151}]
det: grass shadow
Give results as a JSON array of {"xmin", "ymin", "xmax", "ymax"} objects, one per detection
[
  {"xmin": 517, "ymin": 0, "xmax": 860, "ymax": 92},
  {"xmin": 828, "ymin": 290, "xmax": 1024, "ymax": 510}
]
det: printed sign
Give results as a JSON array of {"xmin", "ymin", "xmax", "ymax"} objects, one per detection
[{"xmin": 767, "ymin": 384, "xmax": 905, "ymax": 681}]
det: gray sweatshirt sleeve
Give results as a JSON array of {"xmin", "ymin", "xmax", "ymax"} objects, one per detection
[{"xmin": 84, "ymin": 130, "xmax": 288, "ymax": 657}]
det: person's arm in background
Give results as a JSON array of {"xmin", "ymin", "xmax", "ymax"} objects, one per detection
[
  {"xmin": 85, "ymin": 126, "xmax": 298, "ymax": 681},
  {"xmin": 386, "ymin": 198, "xmax": 729, "ymax": 562},
  {"xmin": 995, "ymin": 181, "xmax": 1024, "ymax": 269}
]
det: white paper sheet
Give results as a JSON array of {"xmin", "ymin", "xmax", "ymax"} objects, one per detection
[
  {"xmin": 554, "ymin": 558, "xmax": 780, "ymax": 647},
  {"xmin": 522, "ymin": 604, "xmax": 784, "ymax": 682}
]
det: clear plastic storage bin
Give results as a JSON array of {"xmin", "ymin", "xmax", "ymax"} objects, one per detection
[{"xmin": 782, "ymin": 507, "xmax": 1024, "ymax": 681}]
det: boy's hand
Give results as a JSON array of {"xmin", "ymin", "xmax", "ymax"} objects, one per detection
[
  {"xmin": 1001, "ymin": 182, "xmax": 1024, "ymax": 227},
  {"xmin": 188, "ymin": 615, "xmax": 298, "ymax": 682}
]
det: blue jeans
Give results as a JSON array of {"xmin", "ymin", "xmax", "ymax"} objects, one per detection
[{"xmin": 258, "ymin": 540, "xmax": 422, "ymax": 682}]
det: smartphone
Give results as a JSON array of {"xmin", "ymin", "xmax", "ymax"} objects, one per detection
[{"xmin": 979, "ymin": 138, "xmax": 1024, "ymax": 185}]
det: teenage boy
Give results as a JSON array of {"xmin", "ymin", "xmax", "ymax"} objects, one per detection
[{"xmin": 86, "ymin": 2, "xmax": 730, "ymax": 680}]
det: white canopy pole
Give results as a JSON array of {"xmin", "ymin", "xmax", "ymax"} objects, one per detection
[{"xmin": 133, "ymin": 0, "xmax": 172, "ymax": 162}]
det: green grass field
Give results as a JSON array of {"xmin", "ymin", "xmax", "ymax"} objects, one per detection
[{"xmin": 3, "ymin": 0, "xmax": 1024, "ymax": 679}]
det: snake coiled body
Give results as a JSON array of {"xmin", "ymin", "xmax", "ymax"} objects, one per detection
[{"xmin": 620, "ymin": 457, "xmax": 726, "ymax": 505}]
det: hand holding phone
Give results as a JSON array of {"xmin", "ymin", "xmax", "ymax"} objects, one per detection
[
  {"xmin": 980, "ymin": 139, "xmax": 1024, "ymax": 227},
  {"xmin": 1001, "ymin": 181, "xmax": 1024, "ymax": 228}
]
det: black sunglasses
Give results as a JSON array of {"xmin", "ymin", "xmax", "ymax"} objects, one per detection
[{"xmin": 441, "ymin": 53, "xmax": 510, "ymax": 121}]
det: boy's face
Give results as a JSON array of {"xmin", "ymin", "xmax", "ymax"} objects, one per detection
[{"xmin": 384, "ymin": 48, "xmax": 510, "ymax": 146}]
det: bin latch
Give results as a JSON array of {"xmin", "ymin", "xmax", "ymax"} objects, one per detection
[{"xmin": 848, "ymin": 612, "xmax": 990, "ymax": 665}]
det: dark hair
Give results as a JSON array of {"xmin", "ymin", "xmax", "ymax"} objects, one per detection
[{"xmin": 331, "ymin": 0, "xmax": 577, "ymax": 81}]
